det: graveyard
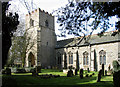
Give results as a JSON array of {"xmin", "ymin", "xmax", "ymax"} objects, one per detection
[{"xmin": 2, "ymin": 69, "xmax": 113, "ymax": 87}]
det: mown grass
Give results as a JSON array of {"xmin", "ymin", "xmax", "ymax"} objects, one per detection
[{"xmin": 2, "ymin": 69, "xmax": 113, "ymax": 87}]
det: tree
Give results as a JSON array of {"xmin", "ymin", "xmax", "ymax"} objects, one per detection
[
  {"xmin": 6, "ymin": 0, "xmax": 39, "ymax": 68},
  {"xmin": 54, "ymin": 1, "xmax": 120, "ymax": 42},
  {"xmin": 7, "ymin": 28, "xmax": 37, "ymax": 67},
  {"xmin": 2, "ymin": 2, "xmax": 19, "ymax": 69}
]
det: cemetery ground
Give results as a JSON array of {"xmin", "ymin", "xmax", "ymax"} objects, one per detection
[{"xmin": 2, "ymin": 69, "xmax": 113, "ymax": 87}]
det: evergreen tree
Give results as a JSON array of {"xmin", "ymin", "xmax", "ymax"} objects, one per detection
[{"xmin": 2, "ymin": 2, "xmax": 19, "ymax": 68}]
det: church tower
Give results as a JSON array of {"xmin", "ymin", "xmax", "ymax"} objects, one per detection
[{"xmin": 25, "ymin": 8, "xmax": 56, "ymax": 68}]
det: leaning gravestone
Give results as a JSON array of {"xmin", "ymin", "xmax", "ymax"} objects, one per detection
[
  {"xmin": 112, "ymin": 60, "xmax": 120, "ymax": 87},
  {"xmin": 79, "ymin": 69, "xmax": 83, "ymax": 79},
  {"xmin": 97, "ymin": 69, "xmax": 102, "ymax": 82}
]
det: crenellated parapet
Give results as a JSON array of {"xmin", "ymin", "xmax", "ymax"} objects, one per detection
[{"xmin": 26, "ymin": 8, "xmax": 53, "ymax": 17}]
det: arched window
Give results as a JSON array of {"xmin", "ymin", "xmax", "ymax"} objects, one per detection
[
  {"xmin": 99, "ymin": 50, "xmax": 106, "ymax": 65},
  {"xmin": 68, "ymin": 51, "xmax": 73, "ymax": 64},
  {"xmin": 45, "ymin": 20, "xmax": 49, "ymax": 27},
  {"xmin": 57, "ymin": 52, "xmax": 61, "ymax": 64},
  {"xmin": 83, "ymin": 51, "xmax": 89, "ymax": 65}
]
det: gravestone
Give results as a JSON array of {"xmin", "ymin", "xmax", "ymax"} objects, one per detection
[
  {"xmin": 92, "ymin": 73, "xmax": 95, "ymax": 75},
  {"xmin": 112, "ymin": 60, "xmax": 120, "ymax": 87},
  {"xmin": 67, "ymin": 69, "xmax": 73, "ymax": 77},
  {"xmin": 105, "ymin": 70, "xmax": 107, "ymax": 76},
  {"xmin": 90, "ymin": 74, "xmax": 92, "ymax": 77},
  {"xmin": 97, "ymin": 69, "xmax": 102, "ymax": 82},
  {"xmin": 80, "ymin": 69, "xmax": 83, "ymax": 79},
  {"xmin": 75, "ymin": 69, "xmax": 78, "ymax": 75},
  {"xmin": 85, "ymin": 74, "xmax": 89, "ymax": 77}
]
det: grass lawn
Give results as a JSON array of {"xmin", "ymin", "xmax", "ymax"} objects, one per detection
[{"xmin": 2, "ymin": 69, "xmax": 113, "ymax": 87}]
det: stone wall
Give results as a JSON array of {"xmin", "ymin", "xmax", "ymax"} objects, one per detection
[
  {"xmin": 56, "ymin": 42, "xmax": 119, "ymax": 71},
  {"xmin": 25, "ymin": 8, "xmax": 56, "ymax": 68}
]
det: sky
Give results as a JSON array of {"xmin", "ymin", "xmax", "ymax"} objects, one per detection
[{"xmin": 8, "ymin": 0, "xmax": 119, "ymax": 41}]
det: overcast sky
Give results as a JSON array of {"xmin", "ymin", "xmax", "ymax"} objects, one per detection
[{"xmin": 8, "ymin": 0, "xmax": 118, "ymax": 40}]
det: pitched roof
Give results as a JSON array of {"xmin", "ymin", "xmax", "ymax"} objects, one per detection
[{"xmin": 56, "ymin": 31, "xmax": 120, "ymax": 49}]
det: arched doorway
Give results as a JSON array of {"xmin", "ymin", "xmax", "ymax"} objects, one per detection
[{"xmin": 28, "ymin": 52, "xmax": 35, "ymax": 67}]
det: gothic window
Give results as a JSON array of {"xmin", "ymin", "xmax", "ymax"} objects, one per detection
[
  {"xmin": 57, "ymin": 52, "xmax": 61, "ymax": 64},
  {"xmin": 30, "ymin": 18, "xmax": 34, "ymax": 26},
  {"xmin": 68, "ymin": 52, "xmax": 73, "ymax": 64},
  {"xmin": 45, "ymin": 20, "xmax": 49, "ymax": 27},
  {"xmin": 99, "ymin": 50, "xmax": 106, "ymax": 65},
  {"xmin": 83, "ymin": 51, "xmax": 89, "ymax": 65}
]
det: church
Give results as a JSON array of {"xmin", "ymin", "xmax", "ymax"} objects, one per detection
[{"xmin": 25, "ymin": 8, "xmax": 120, "ymax": 71}]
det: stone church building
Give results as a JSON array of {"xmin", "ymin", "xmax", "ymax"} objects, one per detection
[{"xmin": 25, "ymin": 8, "xmax": 120, "ymax": 71}]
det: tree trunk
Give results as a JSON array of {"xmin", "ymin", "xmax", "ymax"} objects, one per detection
[{"xmin": 2, "ymin": 36, "xmax": 11, "ymax": 69}]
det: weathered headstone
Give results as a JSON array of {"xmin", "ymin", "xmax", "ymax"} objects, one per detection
[
  {"xmin": 105, "ymin": 70, "xmax": 107, "ymax": 76},
  {"xmin": 97, "ymin": 69, "xmax": 102, "ymax": 82},
  {"xmin": 80, "ymin": 69, "xmax": 83, "ymax": 79},
  {"xmin": 92, "ymin": 73, "xmax": 95, "ymax": 75},
  {"xmin": 113, "ymin": 60, "xmax": 120, "ymax": 87},
  {"xmin": 90, "ymin": 74, "xmax": 92, "ymax": 77},
  {"xmin": 75, "ymin": 69, "xmax": 78, "ymax": 75},
  {"xmin": 67, "ymin": 69, "xmax": 73, "ymax": 77}
]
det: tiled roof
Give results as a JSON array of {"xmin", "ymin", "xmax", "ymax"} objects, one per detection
[{"xmin": 56, "ymin": 31, "xmax": 120, "ymax": 49}]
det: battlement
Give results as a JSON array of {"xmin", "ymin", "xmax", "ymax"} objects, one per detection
[{"xmin": 26, "ymin": 8, "xmax": 53, "ymax": 17}]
